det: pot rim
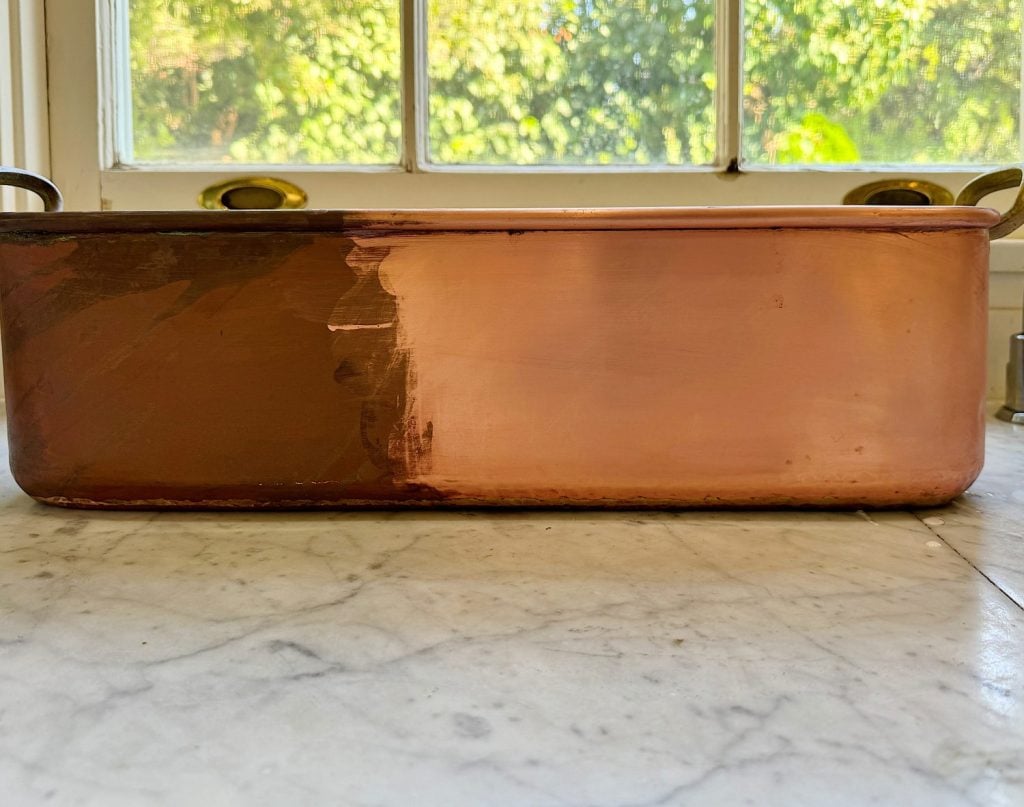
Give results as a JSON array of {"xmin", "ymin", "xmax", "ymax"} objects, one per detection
[{"xmin": 0, "ymin": 205, "xmax": 1001, "ymax": 235}]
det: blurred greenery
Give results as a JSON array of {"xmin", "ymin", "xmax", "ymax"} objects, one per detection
[
  {"xmin": 426, "ymin": 0, "xmax": 715, "ymax": 164},
  {"xmin": 745, "ymin": 0, "xmax": 1021, "ymax": 164},
  {"xmin": 128, "ymin": 0, "xmax": 1020, "ymax": 165}
]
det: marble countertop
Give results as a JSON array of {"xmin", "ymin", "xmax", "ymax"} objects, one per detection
[{"xmin": 1, "ymin": 412, "xmax": 1022, "ymax": 807}]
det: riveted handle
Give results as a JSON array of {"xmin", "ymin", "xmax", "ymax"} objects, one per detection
[
  {"xmin": 956, "ymin": 167, "xmax": 1024, "ymax": 240},
  {"xmin": 0, "ymin": 166, "xmax": 64, "ymax": 212}
]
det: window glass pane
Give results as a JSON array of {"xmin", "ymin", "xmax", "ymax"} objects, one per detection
[
  {"xmin": 427, "ymin": 0, "xmax": 717, "ymax": 165},
  {"xmin": 126, "ymin": 0, "xmax": 401, "ymax": 164},
  {"xmin": 744, "ymin": 0, "xmax": 1021, "ymax": 165}
]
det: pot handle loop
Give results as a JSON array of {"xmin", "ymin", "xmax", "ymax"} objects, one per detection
[
  {"xmin": 956, "ymin": 167, "xmax": 1024, "ymax": 240},
  {"xmin": 0, "ymin": 166, "xmax": 64, "ymax": 213}
]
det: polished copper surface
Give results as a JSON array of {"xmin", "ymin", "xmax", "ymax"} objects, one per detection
[{"xmin": 0, "ymin": 207, "xmax": 993, "ymax": 508}]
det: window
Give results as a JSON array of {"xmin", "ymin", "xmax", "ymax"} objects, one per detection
[
  {"xmin": 124, "ymin": 0, "xmax": 718, "ymax": 168},
  {"xmin": 42, "ymin": 0, "xmax": 1024, "ymax": 209},
  {"xmin": 125, "ymin": 0, "xmax": 404, "ymax": 165},
  {"xmin": 744, "ymin": 0, "xmax": 1020, "ymax": 166}
]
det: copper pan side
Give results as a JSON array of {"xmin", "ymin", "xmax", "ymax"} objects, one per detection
[{"xmin": 0, "ymin": 206, "xmax": 996, "ymax": 508}]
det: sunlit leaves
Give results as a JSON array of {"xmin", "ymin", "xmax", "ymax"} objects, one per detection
[
  {"xmin": 128, "ymin": 0, "xmax": 1019, "ymax": 166},
  {"xmin": 129, "ymin": 0, "xmax": 401, "ymax": 162},
  {"xmin": 744, "ymin": 0, "xmax": 1020, "ymax": 164},
  {"xmin": 427, "ymin": 0, "xmax": 716, "ymax": 164}
]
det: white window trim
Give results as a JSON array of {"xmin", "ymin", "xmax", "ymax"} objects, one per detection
[
  {"xmin": 37, "ymin": 0, "xmax": 1024, "ymax": 216},
  {"xmin": 0, "ymin": 0, "xmax": 50, "ymax": 213}
]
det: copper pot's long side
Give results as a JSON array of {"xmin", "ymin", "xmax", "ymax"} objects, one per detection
[{"xmin": 0, "ymin": 223, "xmax": 989, "ymax": 508}]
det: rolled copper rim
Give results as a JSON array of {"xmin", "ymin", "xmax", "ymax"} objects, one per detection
[{"xmin": 0, "ymin": 205, "xmax": 1001, "ymax": 235}]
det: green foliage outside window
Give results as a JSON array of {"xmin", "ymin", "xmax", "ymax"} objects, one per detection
[{"xmin": 128, "ymin": 0, "xmax": 1021, "ymax": 165}]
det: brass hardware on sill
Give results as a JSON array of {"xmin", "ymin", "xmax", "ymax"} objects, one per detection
[
  {"xmin": 844, "ymin": 168, "xmax": 1024, "ymax": 241},
  {"xmin": 199, "ymin": 177, "xmax": 307, "ymax": 210},
  {"xmin": 843, "ymin": 178, "xmax": 954, "ymax": 207}
]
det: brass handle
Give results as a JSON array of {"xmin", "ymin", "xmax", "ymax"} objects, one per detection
[
  {"xmin": 956, "ymin": 167, "xmax": 1024, "ymax": 240},
  {"xmin": 0, "ymin": 166, "xmax": 64, "ymax": 212},
  {"xmin": 199, "ymin": 177, "xmax": 307, "ymax": 210}
]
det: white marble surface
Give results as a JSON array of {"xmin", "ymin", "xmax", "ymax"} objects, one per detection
[
  {"xmin": 0, "ymin": 413, "xmax": 1022, "ymax": 807},
  {"xmin": 915, "ymin": 424, "xmax": 1024, "ymax": 610}
]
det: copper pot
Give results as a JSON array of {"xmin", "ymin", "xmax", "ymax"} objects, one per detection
[{"xmin": 1, "ymin": 167, "xmax": 1021, "ymax": 508}]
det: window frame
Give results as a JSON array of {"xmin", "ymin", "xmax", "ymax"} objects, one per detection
[{"xmin": 38, "ymin": 0, "xmax": 1024, "ymax": 215}]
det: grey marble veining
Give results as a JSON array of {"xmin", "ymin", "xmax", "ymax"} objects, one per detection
[
  {"xmin": 915, "ymin": 417, "xmax": 1024, "ymax": 611},
  {"xmin": 0, "ymin": 413, "xmax": 1023, "ymax": 807}
]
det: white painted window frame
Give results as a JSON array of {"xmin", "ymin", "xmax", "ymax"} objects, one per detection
[
  {"xmin": 0, "ymin": 0, "xmax": 50, "ymax": 213},
  {"xmin": 36, "ymin": 0, "xmax": 1019, "ymax": 215}
]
